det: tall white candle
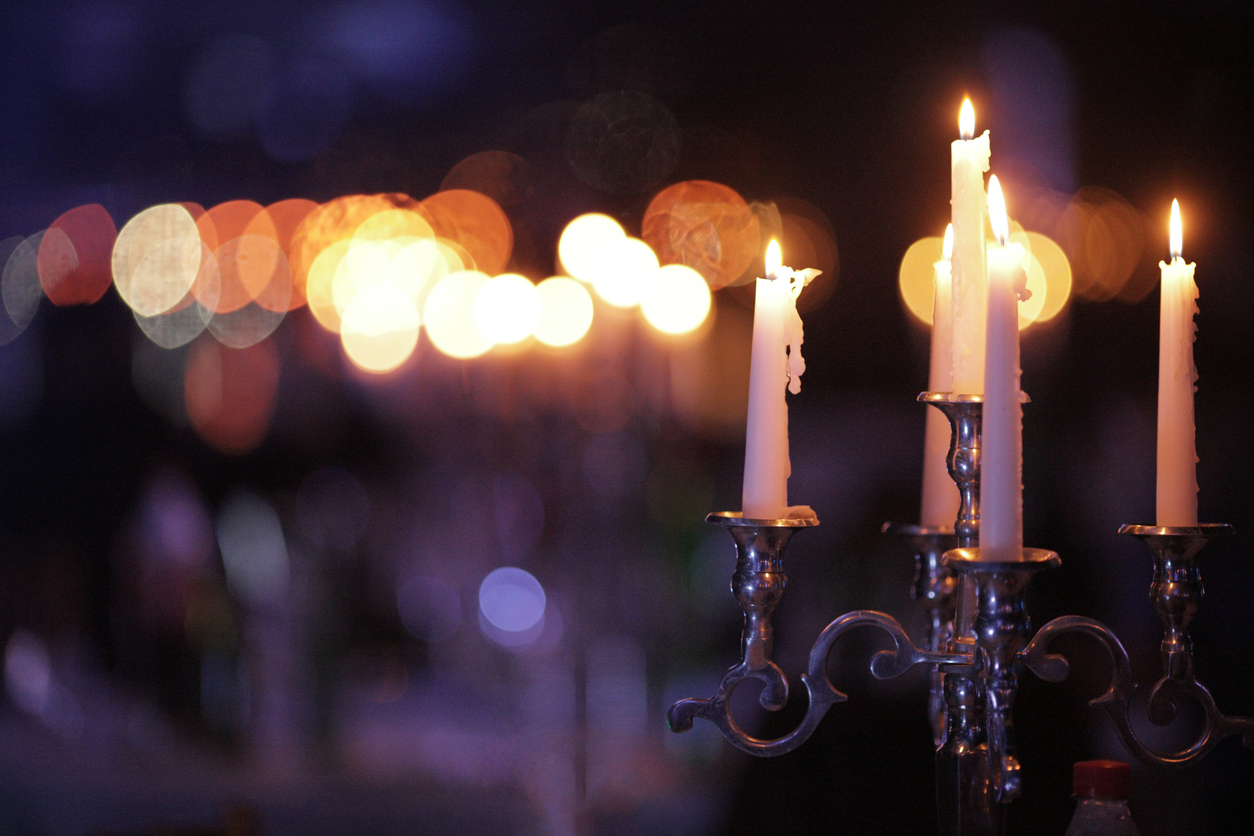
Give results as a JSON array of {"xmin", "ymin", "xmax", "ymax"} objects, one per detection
[
  {"xmin": 951, "ymin": 98, "xmax": 991, "ymax": 395},
  {"xmin": 742, "ymin": 240, "xmax": 816, "ymax": 520},
  {"xmin": 980, "ymin": 176, "xmax": 1027, "ymax": 561},
  {"xmin": 920, "ymin": 225, "xmax": 960, "ymax": 527},
  {"xmin": 1156, "ymin": 199, "xmax": 1199, "ymax": 526}
]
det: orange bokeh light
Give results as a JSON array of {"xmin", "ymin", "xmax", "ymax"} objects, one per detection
[
  {"xmin": 246, "ymin": 198, "xmax": 318, "ymax": 311},
  {"xmin": 642, "ymin": 180, "xmax": 760, "ymax": 290},
  {"xmin": 420, "ymin": 189, "xmax": 513, "ymax": 277},
  {"xmin": 288, "ymin": 194, "xmax": 396, "ymax": 301}
]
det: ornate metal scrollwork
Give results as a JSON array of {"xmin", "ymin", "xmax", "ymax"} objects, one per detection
[{"xmin": 667, "ymin": 513, "xmax": 970, "ymax": 756}]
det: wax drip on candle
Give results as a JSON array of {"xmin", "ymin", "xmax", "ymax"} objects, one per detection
[
  {"xmin": 765, "ymin": 240, "xmax": 820, "ymax": 395},
  {"xmin": 785, "ymin": 271, "xmax": 809, "ymax": 394},
  {"xmin": 943, "ymin": 222, "xmax": 954, "ymax": 260}
]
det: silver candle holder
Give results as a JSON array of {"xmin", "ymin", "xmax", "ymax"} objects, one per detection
[{"xmin": 667, "ymin": 391, "xmax": 1253, "ymax": 836}]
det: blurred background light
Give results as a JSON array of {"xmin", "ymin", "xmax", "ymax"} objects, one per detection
[
  {"xmin": 322, "ymin": 0, "xmax": 473, "ymax": 106},
  {"xmin": 38, "ymin": 204, "xmax": 117, "ymax": 306},
  {"xmin": 641, "ymin": 263, "xmax": 711, "ymax": 335},
  {"xmin": 420, "ymin": 190, "xmax": 513, "ymax": 276},
  {"xmin": 533, "ymin": 277, "xmax": 593, "ymax": 348},
  {"xmin": 133, "ymin": 244, "xmax": 217, "ymax": 349},
  {"xmin": 4, "ymin": 630, "xmax": 52, "ymax": 717},
  {"xmin": 474, "ymin": 273, "xmax": 541, "ymax": 345},
  {"xmin": 183, "ymin": 338, "xmax": 280, "ymax": 455},
  {"xmin": 216, "ymin": 491, "xmax": 290, "ymax": 608},
  {"xmin": 424, "ymin": 270, "xmax": 493, "ymax": 359},
  {"xmin": 589, "ymin": 236, "xmax": 659, "ymax": 308},
  {"xmin": 340, "ymin": 282, "xmax": 421, "ymax": 373},
  {"xmin": 389, "ymin": 237, "xmax": 448, "ymax": 311},
  {"xmin": 642, "ymin": 180, "xmax": 760, "ymax": 290},
  {"xmin": 558, "ymin": 213, "xmax": 625, "ymax": 282},
  {"xmin": 478, "ymin": 567, "xmax": 546, "ymax": 646},
  {"xmin": 566, "ymin": 90, "xmax": 680, "ymax": 194},
  {"xmin": 440, "ymin": 151, "xmax": 535, "ymax": 209},
  {"xmin": 898, "ymin": 229, "xmax": 1071, "ymax": 330},
  {"xmin": 112, "ymin": 204, "xmax": 201, "ymax": 317},
  {"xmin": 1, "ymin": 232, "xmax": 46, "ymax": 345}
]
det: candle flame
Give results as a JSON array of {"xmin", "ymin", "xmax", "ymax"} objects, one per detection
[
  {"xmin": 765, "ymin": 239, "xmax": 782, "ymax": 276},
  {"xmin": 1169, "ymin": 199, "xmax": 1182, "ymax": 260},
  {"xmin": 959, "ymin": 98, "xmax": 975, "ymax": 141},
  {"xmin": 942, "ymin": 223, "xmax": 954, "ymax": 260},
  {"xmin": 988, "ymin": 175, "xmax": 1009, "ymax": 246}
]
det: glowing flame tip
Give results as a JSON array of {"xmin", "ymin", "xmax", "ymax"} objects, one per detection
[
  {"xmin": 988, "ymin": 175, "xmax": 1009, "ymax": 246},
  {"xmin": 1169, "ymin": 199, "xmax": 1182, "ymax": 260},
  {"xmin": 959, "ymin": 98, "xmax": 975, "ymax": 140},
  {"xmin": 765, "ymin": 239, "xmax": 782, "ymax": 276},
  {"xmin": 942, "ymin": 224, "xmax": 954, "ymax": 260}
]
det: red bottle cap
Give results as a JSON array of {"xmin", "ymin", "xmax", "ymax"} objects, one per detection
[{"xmin": 1072, "ymin": 759, "xmax": 1132, "ymax": 800}]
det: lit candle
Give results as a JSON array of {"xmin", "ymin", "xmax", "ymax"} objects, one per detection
[
  {"xmin": 920, "ymin": 224, "xmax": 960, "ymax": 527},
  {"xmin": 742, "ymin": 240, "xmax": 817, "ymax": 520},
  {"xmin": 980, "ymin": 176, "xmax": 1028, "ymax": 561},
  {"xmin": 951, "ymin": 98, "xmax": 991, "ymax": 395},
  {"xmin": 1156, "ymin": 199, "xmax": 1199, "ymax": 526}
]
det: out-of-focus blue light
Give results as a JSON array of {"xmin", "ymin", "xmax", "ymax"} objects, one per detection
[
  {"xmin": 323, "ymin": 0, "xmax": 473, "ymax": 105},
  {"xmin": 4, "ymin": 630, "xmax": 51, "ymax": 716},
  {"xmin": 478, "ymin": 566, "xmax": 545, "ymax": 637},
  {"xmin": 216, "ymin": 491, "xmax": 290, "ymax": 607}
]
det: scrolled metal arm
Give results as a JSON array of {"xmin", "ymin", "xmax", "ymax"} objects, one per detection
[
  {"xmin": 668, "ymin": 610, "xmax": 970, "ymax": 756},
  {"xmin": 1020, "ymin": 615, "xmax": 1254, "ymax": 767}
]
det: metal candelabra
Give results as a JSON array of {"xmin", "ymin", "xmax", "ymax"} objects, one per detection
[{"xmin": 667, "ymin": 392, "xmax": 1254, "ymax": 836}]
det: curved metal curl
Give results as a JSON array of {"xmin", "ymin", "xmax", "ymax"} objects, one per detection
[
  {"xmin": 667, "ymin": 610, "xmax": 971, "ymax": 756},
  {"xmin": 1020, "ymin": 616, "xmax": 1254, "ymax": 767}
]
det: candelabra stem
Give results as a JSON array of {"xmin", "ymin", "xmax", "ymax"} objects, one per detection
[
  {"xmin": 884, "ymin": 522, "xmax": 957, "ymax": 748},
  {"xmin": 935, "ymin": 655, "xmax": 999, "ymax": 836},
  {"xmin": 936, "ymin": 547, "xmax": 1061, "ymax": 835},
  {"xmin": 920, "ymin": 394, "xmax": 996, "ymax": 833}
]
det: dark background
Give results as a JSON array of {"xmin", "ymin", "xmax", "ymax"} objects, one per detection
[{"xmin": 1, "ymin": 2, "xmax": 1252, "ymax": 835}]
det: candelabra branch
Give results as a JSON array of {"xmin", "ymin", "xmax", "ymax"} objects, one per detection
[
  {"xmin": 1017, "ymin": 523, "xmax": 1254, "ymax": 768},
  {"xmin": 667, "ymin": 513, "xmax": 971, "ymax": 756}
]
